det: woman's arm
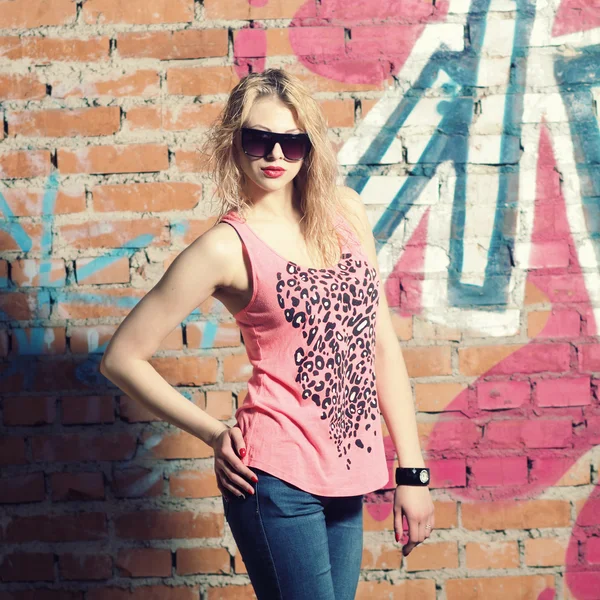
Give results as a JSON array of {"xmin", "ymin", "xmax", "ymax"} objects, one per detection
[
  {"xmin": 99, "ymin": 222, "xmax": 242, "ymax": 448},
  {"xmin": 337, "ymin": 186, "xmax": 426, "ymax": 469}
]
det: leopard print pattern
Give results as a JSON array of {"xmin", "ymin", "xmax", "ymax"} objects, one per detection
[{"xmin": 275, "ymin": 253, "xmax": 381, "ymax": 471}]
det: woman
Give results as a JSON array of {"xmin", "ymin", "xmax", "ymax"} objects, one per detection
[{"xmin": 100, "ymin": 68, "xmax": 434, "ymax": 600}]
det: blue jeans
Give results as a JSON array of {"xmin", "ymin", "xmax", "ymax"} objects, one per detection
[{"xmin": 222, "ymin": 467, "xmax": 364, "ymax": 600}]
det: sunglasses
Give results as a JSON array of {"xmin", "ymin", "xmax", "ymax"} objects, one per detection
[{"xmin": 240, "ymin": 127, "xmax": 311, "ymax": 161}]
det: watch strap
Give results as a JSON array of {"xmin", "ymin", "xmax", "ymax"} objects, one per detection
[{"xmin": 396, "ymin": 467, "xmax": 430, "ymax": 486}]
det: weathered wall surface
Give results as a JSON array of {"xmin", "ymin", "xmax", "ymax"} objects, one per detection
[{"xmin": 1, "ymin": 0, "xmax": 599, "ymax": 598}]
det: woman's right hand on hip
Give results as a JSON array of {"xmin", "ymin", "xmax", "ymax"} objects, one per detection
[{"xmin": 211, "ymin": 425, "xmax": 258, "ymax": 499}]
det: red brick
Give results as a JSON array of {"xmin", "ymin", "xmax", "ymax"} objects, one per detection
[
  {"xmin": 111, "ymin": 466, "xmax": 164, "ymax": 498},
  {"xmin": 52, "ymin": 70, "xmax": 160, "ymax": 99},
  {"xmin": 0, "ymin": 150, "xmax": 51, "ymax": 179},
  {"xmin": 176, "ymin": 547, "xmax": 230, "ymax": 575},
  {"xmin": 446, "ymin": 574, "xmax": 555, "ymax": 600},
  {"xmin": 83, "ymin": 0, "xmax": 194, "ymax": 24},
  {"xmin": 175, "ymin": 149, "xmax": 210, "ymax": 172},
  {"xmin": 7, "ymin": 107, "xmax": 120, "ymax": 138},
  {"xmin": 169, "ymin": 469, "xmax": 219, "ymax": 499},
  {"xmin": 0, "ymin": 552, "xmax": 54, "ymax": 582},
  {"xmin": 0, "ymin": 473, "xmax": 45, "ymax": 503},
  {"xmin": 115, "ymin": 549, "xmax": 171, "ymax": 578},
  {"xmin": 404, "ymin": 541, "xmax": 459, "ymax": 572},
  {"xmin": 587, "ymin": 537, "xmax": 600, "ymax": 564},
  {"xmin": 1, "ymin": 225, "xmax": 45, "ymax": 253},
  {"xmin": 587, "ymin": 415, "xmax": 600, "ymax": 445},
  {"xmin": 524, "ymin": 537, "xmax": 569, "ymax": 567},
  {"xmin": 15, "ymin": 357, "xmax": 108, "ymax": 393},
  {"xmin": 0, "ymin": 73, "xmax": 46, "ymax": 100},
  {"xmin": 58, "ymin": 218, "xmax": 169, "ymax": 250},
  {"xmin": 118, "ymin": 29, "xmax": 227, "ymax": 60},
  {"xmin": 0, "ymin": 592, "xmax": 82, "ymax": 600},
  {"xmin": 149, "ymin": 356, "xmax": 218, "ymax": 386},
  {"xmin": 319, "ymin": 99, "xmax": 355, "ymax": 128},
  {"xmin": 427, "ymin": 458, "xmax": 466, "ymax": 488},
  {"xmin": 3, "ymin": 513, "xmax": 107, "ymax": 543},
  {"xmin": 0, "ymin": 437, "xmax": 27, "ymax": 465},
  {"xmin": 465, "ymin": 541, "xmax": 519, "ymax": 569},
  {"xmin": 535, "ymin": 376, "xmax": 591, "ymax": 407},
  {"xmin": 470, "ymin": 456, "xmax": 528, "ymax": 487},
  {"xmin": 140, "ymin": 429, "xmax": 212, "ymax": 459},
  {"xmin": 357, "ymin": 580, "xmax": 436, "ymax": 598},
  {"xmin": 115, "ymin": 510, "xmax": 222, "ymax": 540},
  {"xmin": 476, "ymin": 380, "xmax": 530, "ymax": 410},
  {"xmin": 56, "ymin": 288, "xmax": 147, "ymax": 319},
  {"xmin": 57, "ymin": 143, "xmax": 169, "ymax": 175},
  {"xmin": 530, "ymin": 455, "xmax": 590, "ymax": 487},
  {"xmin": 459, "ymin": 343, "xmax": 571, "ymax": 375},
  {"xmin": 51, "ymin": 472, "xmax": 105, "ymax": 502},
  {"xmin": 91, "ymin": 182, "xmax": 202, "ymax": 212},
  {"xmin": 1, "ymin": 187, "xmax": 85, "ymax": 217},
  {"xmin": 3, "ymin": 396, "xmax": 55, "ymax": 426},
  {"xmin": 462, "ymin": 500, "xmax": 570, "ymax": 530},
  {"xmin": 420, "ymin": 416, "xmax": 479, "ymax": 451},
  {"xmin": 31, "ymin": 432, "xmax": 137, "ymax": 462},
  {"xmin": 0, "ymin": 36, "xmax": 110, "ymax": 63},
  {"xmin": 119, "ymin": 395, "xmax": 162, "ymax": 423},
  {"xmin": 528, "ymin": 274, "xmax": 589, "ymax": 303},
  {"xmin": 0, "ymin": 328, "xmax": 9, "ymax": 358},
  {"xmin": 11, "ymin": 259, "xmax": 66, "ymax": 287},
  {"xmin": 87, "ymin": 587, "xmax": 198, "ymax": 600},
  {"xmin": 286, "ymin": 27, "xmax": 346, "ymax": 57},
  {"xmin": 527, "ymin": 309, "xmax": 581, "ymax": 339},
  {"xmin": 401, "ymin": 346, "xmax": 452, "ymax": 377},
  {"xmin": 204, "ymin": 0, "xmax": 311, "ymax": 19},
  {"xmin": 11, "ymin": 328, "xmax": 66, "ymax": 355},
  {"xmin": 0, "ymin": 0, "xmax": 76, "ymax": 28},
  {"xmin": 167, "ymin": 66, "xmax": 239, "ymax": 96},
  {"xmin": 483, "ymin": 418, "xmax": 572, "ymax": 449},
  {"xmin": 70, "ymin": 325, "xmax": 116, "ymax": 355},
  {"xmin": 58, "ymin": 553, "xmax": 112, "ymax": 581},
  {"xmin": 187, "ymin": 321, "xmax": 241, "ymax": 350},
  {"xmin": 125, "ymin": 104, "xmax": 224, "ymax": 132},
  {"xmin": 75, "ymin": 256, "xmax": 130, "ymax": 285},
  {"xmin": 61, "ymin": 395, "xmax": 115, "ymax": 424},
  {"xmin": 579, "ymin": 344, "xmax": 600, "ymax": 371}
]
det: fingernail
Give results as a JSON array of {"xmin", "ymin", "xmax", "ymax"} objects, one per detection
[
  {"xmin": 239, "ymin": 448, "xmax": 246, "ymax": 458},
  {"xmin": 395, "ymin": 532, "xmax": 400, "ymax": 542},
  {"xmin": 252, "ymin": 475, "xmax": 258, "ymax": 482}
]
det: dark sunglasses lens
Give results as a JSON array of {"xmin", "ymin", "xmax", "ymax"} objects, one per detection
[
  {"xmin": 242, "ymin": 129, "xmax": 269, "ymax": 157},
  {"xmin": 241, "ymin": 129, "xmax": 310, "ymax": 160},
  {"xmin": 281, "ymin": 137, "xmax": 309, "ymax": 160}
]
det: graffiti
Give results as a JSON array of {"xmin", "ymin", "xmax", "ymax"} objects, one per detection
[
  {"xmin": 1, "ymin": 0, "xmax": 599, "ymax": 595},
  {"xmin": 276, "ymin": 0, "xmax": 600, "ymax": 596}
]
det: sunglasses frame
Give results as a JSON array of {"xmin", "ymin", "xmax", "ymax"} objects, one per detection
[{"xmin": 240, "ymin": 127, "xmax": 312, "ymax": 161}]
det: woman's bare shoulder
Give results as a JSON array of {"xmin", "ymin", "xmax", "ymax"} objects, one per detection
[{"xmin": 185, "ymin": 219, "xmax": 245, "ymax": 290}]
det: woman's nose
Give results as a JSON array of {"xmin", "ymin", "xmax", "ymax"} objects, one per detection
[{"xmin": 268, "ymin": 142, "xmax": 284, "ymax": 159}]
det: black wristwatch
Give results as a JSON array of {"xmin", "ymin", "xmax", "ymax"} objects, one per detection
[{"xmin": 395, "ymin": 467, "xmax": 430, "ymax": 486}]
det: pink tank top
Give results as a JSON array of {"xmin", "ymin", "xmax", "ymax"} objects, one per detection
[{"xmin": 219, "ymin": 209, "xmax": 389, "ymax": 496}]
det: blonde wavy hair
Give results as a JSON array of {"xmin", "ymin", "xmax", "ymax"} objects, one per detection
[{"xmin": 200, "ymin": 67, "xmax": 359, "ymax": 269}]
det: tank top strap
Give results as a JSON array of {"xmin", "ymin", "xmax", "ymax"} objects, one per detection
[
  {"xmin": 334, "ymin": 211, "xmax": 365, "ymax": 257},
  {"xmin": 219, "ymin": 208, "xmax": 364, "ymax": 262},
  {"xmin": 219, "ymin": 209, "xmax": 265, "ymax": 260}
]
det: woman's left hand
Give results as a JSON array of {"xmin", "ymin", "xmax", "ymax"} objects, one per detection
[{"xmin": 394, "ymin": 485, "xmax": 435, "ymax": 556}]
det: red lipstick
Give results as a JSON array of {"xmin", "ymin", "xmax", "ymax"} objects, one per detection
[{"xmin": 261, "ymin": 166, "xmax": 286, "ymax": 178}]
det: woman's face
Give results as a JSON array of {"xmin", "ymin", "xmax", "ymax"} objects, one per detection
[{"xmin": 234, "ymin": 95, "xmax": 307, "ymax": 197}]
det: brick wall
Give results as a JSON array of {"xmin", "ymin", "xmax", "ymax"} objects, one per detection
[{"xmin": 1, "ymin": 0, "xmax": 599, "ymax": 598}]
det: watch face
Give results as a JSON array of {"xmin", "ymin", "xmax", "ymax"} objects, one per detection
[{"xmin": 419, "ymin": 469, "xmax": 429, "ymax": 483}]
